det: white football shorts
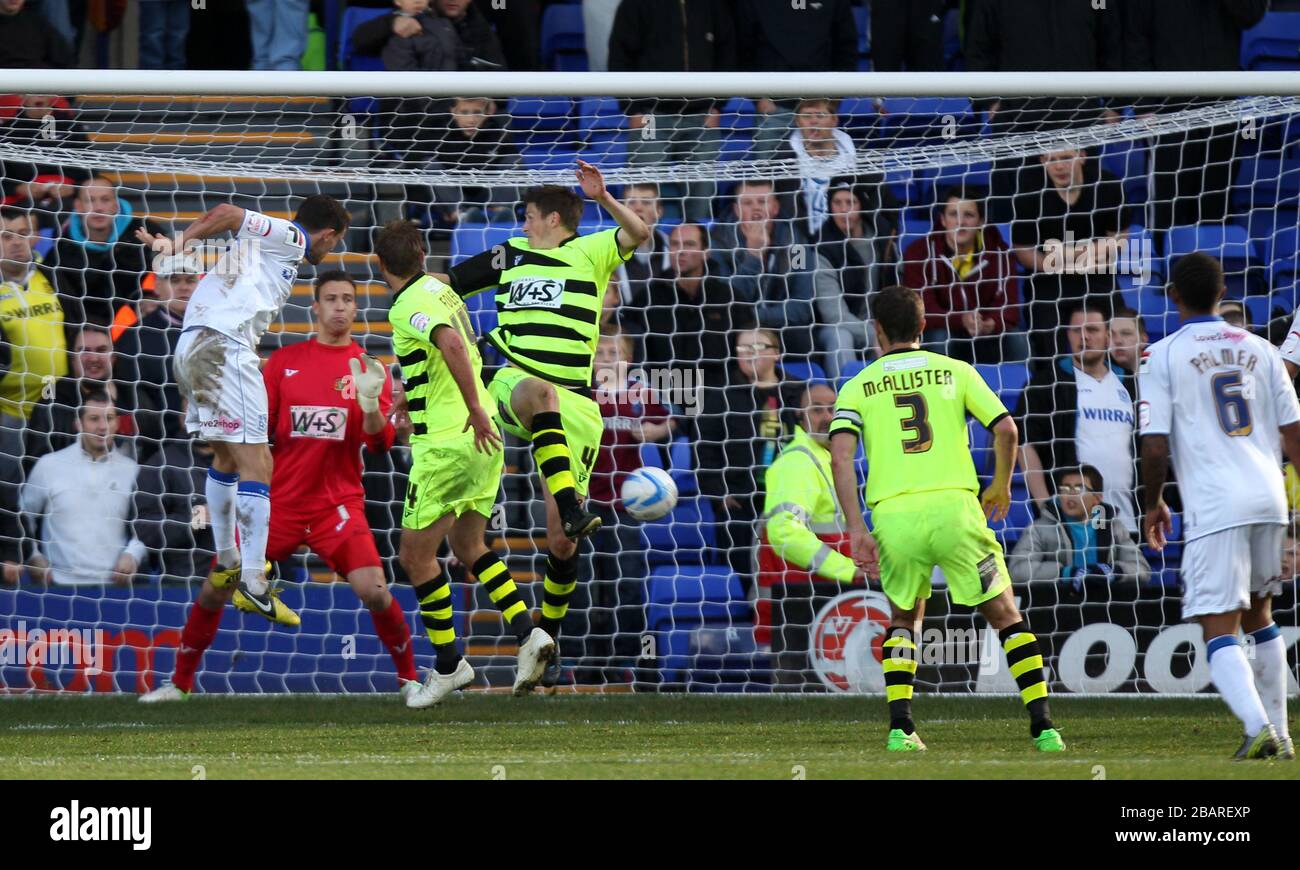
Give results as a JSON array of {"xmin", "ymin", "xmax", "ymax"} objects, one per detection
[
  {"xmin": 1180, "ymin": 523, "xmax": 1284, "ymax": 620},
  {"xmin": 174, "ymin": 326, "xmax": 269, "ymax": 444}
]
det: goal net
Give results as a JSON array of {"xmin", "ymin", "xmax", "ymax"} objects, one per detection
[{"xmin": 1, "ymin": 72, "xmax": 1297, "ymax": 696}]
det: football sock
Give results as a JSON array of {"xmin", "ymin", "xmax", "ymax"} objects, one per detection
[
  {"xmin": 205, "ymin": 467, "xmax": 239, "ymax": 566},
  {"xmin": 1207, "ymin": 634, "xmax": 1270, "ymax": 737},
  {"xmin": 172, "ymin": 601, "xmax": 222, "ymax": 693},
  {"xmin": 413, "ymin": 574, "xmax": 460, "ymax": 675},
  {"xmin": 531, "ymin": 411, "xmax": 579, "ymax": 516},
  {"xmin": 235, "ymin": 481, "xmax": 271, "ymax": 594},
  {"xmin": 1248, "ymin": 626, "xmax": 1289, "ymax": 740},
  {"xmin": 1000, "ymin": 621, "xmax": 1054, "ymax": 737},
  {"xmin": 538, "ymin": 553, "xmax": 578, "ymax": 640},
  {"xmin": 882, "ymin": 627, "xmax": 917, "ymax": 733},
  {"xmin": 369, "ymin": 596, "xmax": 418, "ymax": 684},
  {"xmin": 472, "ymin": 552, "xmax": 533, "ymax": 643}
]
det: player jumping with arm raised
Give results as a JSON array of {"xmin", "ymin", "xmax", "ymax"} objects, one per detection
[
  {"xmin": 1141, "ymin": 253, "xmax": 1298, "ymax": 760},
  {"xmin": 829, "ymin": 285, "xmax": 1064, "ymax": 753},
  {"xmin": 431, "ymin": 162, "xmax": 648, "ymax": 687},
  {"xmin": 135, "ymin": 196, "xmax": 350, "ymax": 623}
]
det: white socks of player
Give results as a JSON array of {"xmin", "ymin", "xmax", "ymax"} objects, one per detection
[
  {"xmin": 205, "ymin": 467, "xmax": 239, "ymax": 568},
  {"xmin": 1249, "ymin": 624, "xmax": 1292, "ymax": 742},
  {"xmin": 1207, "ymin": 635, "xmax": 1270, "ymax": 737},
  {"xmin": 236, "ymin": 481, "xmax": 272, "ymax": 595}
]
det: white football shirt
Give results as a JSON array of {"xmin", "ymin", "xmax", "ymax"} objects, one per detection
[
  {"xmin": 183, "ymin": 209, "xmax": 307, "ymax": 349},
  {"xmin": 1279, "ymin": 307, "xmax": 1300, "ymax": 367},
  {"xmin": 1073, "ymin": 366, "xmax": 1136, "ymax": 534},
  {"xmin": 1138, "ymin": 315, "xmax": 1300, "ymax": 541}
]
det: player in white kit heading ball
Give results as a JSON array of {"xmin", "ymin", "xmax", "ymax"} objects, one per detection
[
  {"xmin": 1140, "ymin": 252, "xmax": 1298, "ymax": 760},
  {"xmin": 136, "ymin": 196, "xmax": 350, "ymax": 621}
]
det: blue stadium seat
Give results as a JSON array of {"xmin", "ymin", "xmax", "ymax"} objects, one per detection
[
  {"xmin": 987, "ymin": 479, "xmax": 1035, "ymax": 546},
  {"xmin": 1132, "ymin": 283, "xmax": 1179, "ymax": 342},
  {"xmin": 968, "ymin": 417, "xmax": 993, "ymax": 477},
  {"xmin": 337, "ymin": 6, "xmax": 388, "ymax": 115},
  {"xmin": 637, "ymin": 438, "xmax": 714, "ymax": 564},
  {"xmin": 338, "ymin": 6, "xmax": 387, "ymax": 71},
  {"xmin": 644, "ymin": 565, "xmax": 750, "ymax": 636},
  {"xmin": 1244, "ymin": 294, "xmax": 1274, "ymax": 328},
  {"xmin": 928, "ymin": 161, "xmax": 994, "ymax": 198},
  {"xmin": 541, "ymin": 4, "xmax": 587, "ymax": 71},
  {"xmin": 838, "ymin": 96, "xmax": 879, "ymax": 139},
  {"xmin": 778, "ymin": 360, "xmax": 828, "ymax": 386},
  {"xmin": 1232, "ymin": 156, "xmax": 1300, "ymax": 210},
  {"xmin": 837, "ymin": 358, "xmax": 868, "ymax": 387},
  {"xmin": 639, "ymin": 436, "xmax": 698, "ymax": 497},
  {"xmin": 974, "ymin": 362, "xmax": 1030, "ymax": 406},
  {"xmin": 1167, "ymin": 223, "xmax": 1259, "ymax": 296},
  {"xmin": 875, "ymin": 97, "xmax": 976, "ymax": 148},
  {"xmin": 1249, "ymin": 207, "xmax": 1300, "ymax": 280},
  {"xmin": 1100, "ymin": 139, "xmax": 1149, "ymax": 208},
  {"xmin": 1241, "ymin": 12, "xmax": 1300, "ymax": 70},
  {"xmin": 574, "ymin": 96, "xmax": 627, "ymax": 166},
  {"xmin": 507, "ymin": 97, "xmax": 573, "ymax": 156},
  {"xmin": 450, "ymin": 224, "xmax": 517, "ymax": 335}
]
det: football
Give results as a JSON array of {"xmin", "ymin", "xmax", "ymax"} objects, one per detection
[{"xmin": 620, "ymin": 466, "xmax": 679, "ymax": 522}]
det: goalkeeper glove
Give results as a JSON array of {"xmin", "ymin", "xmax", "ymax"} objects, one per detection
[{"xmin": 349, "ymin": 354, "xmax": 387, "ymax": 414}]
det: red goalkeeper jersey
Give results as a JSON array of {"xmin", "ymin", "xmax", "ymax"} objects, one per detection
[{"xmin": 263, "ymin": 338, "xmax": 395, "ymax": 510}]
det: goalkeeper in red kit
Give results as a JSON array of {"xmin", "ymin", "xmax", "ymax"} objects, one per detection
[{"xmin": 141, "ymin": 271, "xmax": 420, "ymax": 701}]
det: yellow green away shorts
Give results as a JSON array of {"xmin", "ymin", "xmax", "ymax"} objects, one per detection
[
  {"xmin": 871, "ymin": 489, "xmax": 1010, "ymax": 610},
  {"xmin": 487, "ymin": 365, "xmax": 604, "ymax": 499},
  {"xmin": 403, "ymin": 427, "xmax": 503, "ymax": 529}
]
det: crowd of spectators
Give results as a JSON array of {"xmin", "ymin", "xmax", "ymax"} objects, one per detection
[{"xmin": 2, "ymin": 2, "xmax": 1299, "ymax": 688}]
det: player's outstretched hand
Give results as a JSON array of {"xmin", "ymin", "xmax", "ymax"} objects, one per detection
[
  {"xmin": 1144, "ymin": 501, "xmax": 1173, "ymax": 551},
  {"xmin": 348, "ymin": 354, "xmax": 387, "ymax": 413},
  {"xmin": 464, "ymin": 405, "xmax": 502, "ymax": 454},
  {"xmin": 576, "ymin": 160, "xmax": 608, "ymax": 201},
  {"xmin": 850, "ymin": 527, "xmax": 880, "ymax": 582},
  {"xmin": 980, "ymin": 482, "xmax": 1011, "ymax": 522},
  {"xmin": 134, "ymin": 226, "xmax": 175, "ymax": 257}
]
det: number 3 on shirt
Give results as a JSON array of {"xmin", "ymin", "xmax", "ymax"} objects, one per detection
[
  {"xmin": 1211, "ymin": 370, "xmax": 1253, "ymax": 437},
  {"xmin": 895, "ymin": 392, "xmax": 933, "ymax": 453}
]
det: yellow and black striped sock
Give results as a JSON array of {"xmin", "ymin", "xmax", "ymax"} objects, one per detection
[
  {"xmin": 413, "ymin": 574, "xmax": 460, "ymax": 674},
  {"xmin": 882, "ymin": 627, "xmax": 918, "ymax": 733},
  {"xmin": 538, "ymin": 553, "xmax": 578, "ymax": 640},
  {"xmin": 471, "ymin": 551, "xmax": 533, "ymax": 643},
  {"xmin": 531, "ymin": 411, "xmax": 579, "ymax": 514},
  {"xmin": 1000, "ymin": 621, "xmax": 1053, "ymax": 736}
]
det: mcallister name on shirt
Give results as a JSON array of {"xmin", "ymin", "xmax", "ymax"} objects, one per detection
[
  {"xmin": 1188, "ymin": 347, "xmax": 1259, "ymax": 376},
  {"xmin": 861, "ymin": 368, "xmax": 953, "ymax": 398}
]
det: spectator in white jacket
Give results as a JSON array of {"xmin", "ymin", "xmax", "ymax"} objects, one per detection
[{"xmin": 20, "ymin": 388, "xmax": 145, "ymax": 586}]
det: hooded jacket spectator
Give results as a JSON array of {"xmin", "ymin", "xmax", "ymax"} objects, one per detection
[
  {"xmin": 351, "ymin": 8, "xmax": 458, "ymax": 72},
  {"xmin": 46, "ymin": 196, "xmax": 163, "ymax": 326},
  {"xmin": 905, "ymin": 222, "xmax": 1021, "ymax": 337},
  {"xmin": 1009, "ymin": 499, "xmax": 1150, "ymax": 585}
]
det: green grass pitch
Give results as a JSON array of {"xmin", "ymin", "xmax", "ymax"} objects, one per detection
[{"xmin": 0, "ymin": 694, "xmax": 1294, "ymax": 779}]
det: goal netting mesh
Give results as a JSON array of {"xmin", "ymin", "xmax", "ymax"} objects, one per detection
[{"xmin": 1, "ymin": 82, "xmax": 1298, "ymax": 695}]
